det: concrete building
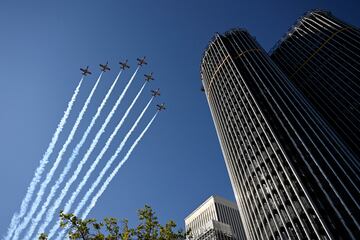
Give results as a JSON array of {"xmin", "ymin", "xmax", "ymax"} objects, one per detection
[
  {"xmin": 270, "ymin": 10, "xmax": 360, "ymax": 157},
  {"xmin": 200, "ymin": 15, "xmax": 360, "ymax": 239},
  {"xmin": 185, "ymin": 196, "xmax": 245, "ymax": 240}
]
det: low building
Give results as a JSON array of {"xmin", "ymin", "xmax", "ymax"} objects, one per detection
[{"xmin": 185, "ymin": 196, "xmax": 245, "ymax": 240}]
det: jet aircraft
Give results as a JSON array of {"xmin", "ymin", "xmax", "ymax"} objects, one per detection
[
  {"xmin": 137, "ymin": 57, "xmax": 147, "ymax": 66},
  {"xmin": 151, "ymin": 88, "xmax": 160, "ymax": 97},
  {"xmin": 80, "ymin": 66, "xmax": 92, "ymax": 76},
  {"xmin": 144, "ymin": 72, "xmax": 154, "ymax": 81},
  {"xmin": 99, "ymin": 62, "xmax": 111, "ymax": 72},
  {"xmin": 119, "ymin": 60, "xmax": 130, "ymax": 70},
  {"xmin": 157, "ymin": 103, "xmax": 166, "ymax": 111}
]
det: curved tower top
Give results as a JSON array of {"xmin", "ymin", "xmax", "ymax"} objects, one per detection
[
  {"xmin": 201, "ymin": 28, "xmax": 360, "ymax": 240},
  {"xmin": 270, "ymin": 10, "xmax": 360, "ymax": 157}
]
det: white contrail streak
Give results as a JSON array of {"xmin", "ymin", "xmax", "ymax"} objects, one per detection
[
  {"xmin": 43, "ymin": 68, "xmax": 141, "ymax": 237},
  {"xmin": 12, "ymin": 73, "xmax": 102, "ymax": 240},
  {"xmin": 55, "ymin": 111, "xmax": 158, "ymax": 240},
  {"xmin": 47, "ymin": 82, "xmax": 147, "ymax": 238},
  {"xmin": 82, "ymin": 111, "xmax": 158, "ymax": 219},
  {"xmin": 74, "ymin": 97, "xmax": 154, "ymax": 216},
  {"xmin": 4, "ymin": 78, "xmax": 83, "ymax": 240},
  {"xmin": 23, "ymin": 71, "xmax": 123, "ymax": 240}
]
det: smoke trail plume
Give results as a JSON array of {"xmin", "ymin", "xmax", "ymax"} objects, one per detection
[
  {"xmin": 4, "ymin": 78, "xmax": 83, "ymax": 240},
  {"xmin": 74, "ymin": 97, "xmax": 154, "ymax": 216},
  {"xmin": 82, "ymin": 111, "xmax": 158, "ymax": 218},
  {"xmin": 23, "ymin": 71, "xmax": 122, "ymax": 240},
  {"xmin": 55, "ymin": 111, "xmax": 158, "ymax": 240},
  {"xmin": 12, "ymin": 73, "xmax": 102, "ymax": 240},
  {"xmin": 41, "ymin": 68, "xmax": 141, "ymax": 236}
]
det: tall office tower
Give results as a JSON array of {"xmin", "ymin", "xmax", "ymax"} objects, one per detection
[
  {"xmin": 200, "ymin": 29, "xmax": 360, "ymax": 239},
  {"xmin": 270, "ymin": 10, "xmax": 360, "ymax": 157},
  {"xmin": 185, "ymin": 196, "xmax": 246, "ymax": 240}
]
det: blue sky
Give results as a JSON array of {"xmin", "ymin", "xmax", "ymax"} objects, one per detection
[{"xmin": 0, "ymin": 0, "xmax": 359, "ymax": 236}]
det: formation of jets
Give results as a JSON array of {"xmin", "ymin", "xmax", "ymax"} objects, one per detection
[
  {"xmin": 81, "ymin": 57, "xmax": 148, "ymax": 75},
  {"xmin": 80, "ymin": 58, "xmax": 166, "ymax": 111}
]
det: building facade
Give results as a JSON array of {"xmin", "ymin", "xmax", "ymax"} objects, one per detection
[
  {"xmin": 185, "ymin": 196, "xmax": 245, "ymax": 240},
  {"xmin": 200, "ymin": 24, "xmax": 360, "ymax": 239},
  {"xmin": 270, "ymin": 10, "xmax": 360, "ymax": 157}
]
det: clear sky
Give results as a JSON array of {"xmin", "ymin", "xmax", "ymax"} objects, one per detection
[{"xmin": 0, "ymin": 0, "xmax": 359, "ymax": 236}]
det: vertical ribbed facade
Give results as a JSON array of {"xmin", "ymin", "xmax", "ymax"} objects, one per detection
[
  {"xmin": 270, "ymin": 10, "xmax": 360, "ymax": 157},
  {"xmin": 201, "ymin": 28, "xmax": 360, "ymax": 239},
  {"xmin": 185, "ymin": 196, "xmax": 245, "ymax": 240}
]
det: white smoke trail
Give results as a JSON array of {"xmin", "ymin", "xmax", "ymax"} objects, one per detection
[
  {"xmin": 55, "ymin": 111, "xmax": 158, "ymax": 240},
  {"xmin": 74, "ymin": 97, "xmax": 154, "ymax": 216},
  {"xmin": 82, "ymin": 111, "xmax": 158, "ymax": 219},
  {"xmin": 12, "ymin": 73, "xmax": 102, "ymax": 240},
  {"xmin": 4, "ymin": 78, "xmax": 83, "ymax": 240},
  {"xmin": 47, "ymin": 82, "xmax": 147, "ymax": 238},
  {"xmin": 23, "ymin": 71, "xmax": 123, "ymax": 240},
  {"xmin": 42, "ymin": 68, "xmax": 141, "ymax": 237}
]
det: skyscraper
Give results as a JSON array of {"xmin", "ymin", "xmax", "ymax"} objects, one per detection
[
  {"xmin": 270, "ymin": 10, "xmax": 360, "ymax": 157},
  {"xmin": 185, "ymin": 196, "xmax": 245, "ymax": 240},
  {"xmin": 200, "ymin": 23, "xmax": 360, "ymax": 239}
]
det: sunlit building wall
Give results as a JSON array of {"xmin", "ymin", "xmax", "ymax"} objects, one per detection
[{"xmin": 185, "ymin": 196, "xmax": 245, "ymax": 240}]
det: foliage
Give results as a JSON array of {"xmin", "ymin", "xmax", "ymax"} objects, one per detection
[{"xmin": 39, "ymin": 205, "xmax": 190, "ymax": 240}]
